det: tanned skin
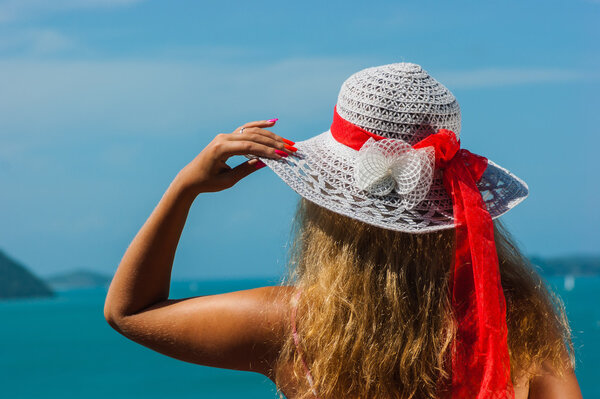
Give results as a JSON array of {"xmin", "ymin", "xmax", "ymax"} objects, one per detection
[{"xmin": 104, "ymin": 119, "xmax": 582, "ymax": 398}]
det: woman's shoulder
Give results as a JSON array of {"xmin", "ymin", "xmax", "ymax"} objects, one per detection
[
  {"xmin": 218, "ymin": 285, "xmax": 295, "ymax": 309},
  {"xmin": 231, "ymin": 286, "xmax": 297, "ymax": 380},
  {"xmin": 251, "ymin": 284, "xmax": 296, "ymax": 298},
  {"xmin": 247, "ymin": 286, "xmax": 310, "ymax": 397},
  {"xmin": 234, "ymin": 285, "xmax": 297, "ymax": 338},
  {"xmin": 241, "ymin": 285, "xmax": 296, "ymax": 312},
  {"xmin": 527, "ymin": 360, "xmax": 583, "ymax": 398}
]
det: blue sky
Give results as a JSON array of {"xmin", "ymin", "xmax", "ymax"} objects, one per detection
[{"xmin": 0, "ymin": 0, "xmax": 598, "ymax": 279}]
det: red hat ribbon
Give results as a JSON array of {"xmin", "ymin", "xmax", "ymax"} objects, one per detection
[{"xmin": 331, "ymin": 106, "xmax": 514, "ymax": 398}]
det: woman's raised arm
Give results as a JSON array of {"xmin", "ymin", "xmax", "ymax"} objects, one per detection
[{"xmin": 103, "ymin": 119, "xmax": 296, "ymax": 375}]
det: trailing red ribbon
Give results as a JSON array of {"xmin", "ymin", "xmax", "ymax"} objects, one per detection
[{"xmin": 331, "ymin": 107, "xmax": 514, "ymax": 398}]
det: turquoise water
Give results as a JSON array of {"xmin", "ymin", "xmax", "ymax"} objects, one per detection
[{"xmin": 1, "ymin": 277, "xmax": 598, "ymax": 398}]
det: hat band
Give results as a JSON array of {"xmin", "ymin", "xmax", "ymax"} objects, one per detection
[
  {"xmin": 330, "ymin": 105, "xmax": 515, "ymax": 398},
  {"xmin": 330, "ymin": 106, "xmax": 387, "ymax": 151}
]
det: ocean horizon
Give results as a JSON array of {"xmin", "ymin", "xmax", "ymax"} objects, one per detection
[{"xmin": 1, "ymin": 276, "xmax": 598, "ymax": 398}]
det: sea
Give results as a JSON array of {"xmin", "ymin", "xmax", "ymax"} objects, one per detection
[{"xmin": 1, "ymin": 277, "xmax": 598, "ymax": 399}]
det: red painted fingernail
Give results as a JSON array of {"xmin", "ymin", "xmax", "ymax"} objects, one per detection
[
  {"xmin": 254, "ymin": 160, "xmax": 266, "ymax": 169},
  {"xmin": 274, "ymin": 149, "xmax": 288, "ymax": 158},
  {"xmin": 284, "ymin": 144, "xmax": 297, "ymax": 152},
  {"xmin": 268, "ymin": 118, "xmax": 278, "ymax": 123},
  {"xmin": 282, "ymin": 138, "xmax": 295, "ymax": 146}
]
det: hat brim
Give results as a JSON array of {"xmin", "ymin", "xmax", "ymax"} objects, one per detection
[{"xmin": 256, "ymin": 130, "xmax": 528, "ymax": 233}]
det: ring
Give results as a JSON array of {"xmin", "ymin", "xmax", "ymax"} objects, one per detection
[{"xmin": 239, "ymin": 127, "xmax": 245, "ymax": 134}]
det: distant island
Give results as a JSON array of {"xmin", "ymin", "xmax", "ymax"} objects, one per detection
[
  {"xmin": 0, "ymin": 250, "xmax": 54, "ymax": 299},
  {"xmin": 1, "ymin": 247, "xmax": 599, "ymax": 301},
  {"xmin": 45, "ymin": 269, "xmax": 111, "ymax": 291}
]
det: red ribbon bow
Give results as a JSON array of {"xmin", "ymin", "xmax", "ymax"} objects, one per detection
[{"xmin": 331, "ymin": 108, "xmax": 514, "ymax": 398}]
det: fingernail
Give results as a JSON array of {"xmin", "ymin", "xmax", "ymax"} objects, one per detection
[
  {"xmin": 284, "ymin": 144, "xmax": 297, "ymax": 152},
  {"xmin": 282, "ymin": 138, "xmax": 295, "ymax": 146},
  {"xmin": 254, "ymin": 160, "xmax": 266, "ymax": 169},
  {"xmin": 274, "ymin": 149, "xmax": 288, "ymax": 158},
  {"xmin": 267, "ymin": 118, "xmax": 279, "ymax": 123}
]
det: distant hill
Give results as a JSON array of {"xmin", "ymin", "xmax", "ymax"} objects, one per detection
[
  {"xmin": 0, "ymin": 250, "xmax": 54, "ymax": 299},
  {"xmin": 531, "ymin": 255, "xmax": 600, "ymax": 276},
  {"xmin": 46, "ymin": 269, "xmax": 111, "ymax": 290},
  {"xmin": 1, "ymin": 247, "xmax": 597, "ymax": 300}
]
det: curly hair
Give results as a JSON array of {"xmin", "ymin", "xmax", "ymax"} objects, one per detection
[{"xmin": 275, "ymin": 198, "xmax": 573, "ymax": 399}]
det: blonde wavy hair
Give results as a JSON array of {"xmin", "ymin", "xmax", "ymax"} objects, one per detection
[{"xmin": 275, "ymin": 198, "xmax": 573, "ymax": 399}]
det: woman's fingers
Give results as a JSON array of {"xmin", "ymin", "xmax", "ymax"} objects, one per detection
[
  {"xmin": 236, "ymin": 121, "xmax": 295, "ymax": 147},
  {"xmin": 240, "ymin": 119, "xmax": 278, "ymax": 130},
  {"xmin": 229, "ymin": 127, "xmax": 293, "ymax": 154},
  {"xmin": 229, "ymin": 121, "xmax": 297, "ymax": 157},
  {"xmin": 227, "ymin": 159, "xmax": 265, "ymax": 183},
  {"xmin": 235, "ymin": 126, "xmax": 283, "ymax": 142},
  {"xmin": 219, "ymin": 139, "xmax": 288, "ymax": 160}
]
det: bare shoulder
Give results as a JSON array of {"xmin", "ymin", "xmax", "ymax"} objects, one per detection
[
  {"xmin": 528, "ymin": 361, "xmax": 582, "ymax": 399},
  {"xmin": 219, "ymin": 285, "xmax": 296, "ymax": 377},
  {"xmin": 248, "ymin": 284, "xmax": 296, "ymax": 307},
  {"xmin": 236, "ymin": 285, "xmax": 296, "ymax": 337},
  {"xmin": 240, "ymin": 285, "xmax": 296, "ymax": 325}
]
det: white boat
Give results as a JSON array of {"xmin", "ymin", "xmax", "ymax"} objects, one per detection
[{"xmin": 564, "ymin": 275, "xmax": 575, "ymax": 291}]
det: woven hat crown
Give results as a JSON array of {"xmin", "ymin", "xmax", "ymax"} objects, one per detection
[{"xmin": 336, "ymin": 63, "xmax": 461, "ymax": 145}]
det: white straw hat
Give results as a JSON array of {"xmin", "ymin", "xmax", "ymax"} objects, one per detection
[{"xmin": 257, "ymin": 62, "xmax": 528, "ymax": 233}]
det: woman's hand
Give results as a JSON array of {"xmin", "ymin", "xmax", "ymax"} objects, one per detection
[{"xmin": 176, "ymin": 119, "xmax": 296, "ymax": 195}]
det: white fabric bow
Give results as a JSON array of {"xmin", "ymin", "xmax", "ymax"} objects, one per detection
[{"xmin": 354, "ymin": 138, "xmax": 435, "ymax": 209}]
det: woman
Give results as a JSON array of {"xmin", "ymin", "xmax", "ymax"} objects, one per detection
[{"xmin": 104, "ymin": 63, "xmax": 582, "ymax": 398}]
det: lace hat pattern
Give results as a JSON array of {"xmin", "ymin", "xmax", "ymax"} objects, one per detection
[{"xmin": 255, "ymin": 62, "xmax": 528, "ymax": 233}]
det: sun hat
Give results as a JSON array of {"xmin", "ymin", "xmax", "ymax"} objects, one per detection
[
  {"xmin": 251, "ymin": 62, "xmax": 526, "ymax": 398},
  {"xmin": 255, "ymin": 62, "xmax": 528, "ymax": 233}
]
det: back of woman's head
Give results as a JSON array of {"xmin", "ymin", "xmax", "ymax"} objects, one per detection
[{"xmin": 276, "ymin": 198, "xmax": 573, "ymax": 399}]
